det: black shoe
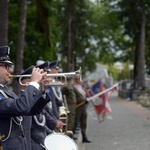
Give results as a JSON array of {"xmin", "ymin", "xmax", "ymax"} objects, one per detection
[
  {"xmin": 82, "ymin": 138, "xmax": 91, "ymax": 143},
  {"xmin": 82, "ymin": 134, "xmax": 91, "ymax": 143}
]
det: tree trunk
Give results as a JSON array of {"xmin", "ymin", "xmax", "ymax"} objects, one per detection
[
  {"xmin": 0, "ymin": 0, "xmax": 8, "ymax": 46},
  {"xmin": 67, "ymin": 0, "xmax": 72, "ymax": 71},
  {"xmin": 13, "ymin": 0, "xmax": 28, "ymax": 94},
  {"xmin": 133, "ymin": 3, "xmax": 146, "ymax": 90}
]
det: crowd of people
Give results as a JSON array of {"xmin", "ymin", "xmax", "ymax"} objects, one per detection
[{"xmin": 0, "ymin": 45, "xmax": 91, "ymax": 150}]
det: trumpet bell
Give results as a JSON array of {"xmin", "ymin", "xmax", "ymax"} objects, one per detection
[
  {"xmin": 59, "ymin": 106, "xmax": 67, "ymax": 117},
  {"xmin": 59, "ymin": 106, "xmax": 68, "ymax": 133}
]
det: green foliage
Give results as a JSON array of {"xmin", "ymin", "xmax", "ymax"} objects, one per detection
[
  {"xmin": 87, "ymin": 0, "xmax": 133, "ymax": 65},
  {"xmin": 118, "ymin": 0, "xmax": 150, "ymax": 72},
  {"xmin": 8, "ymin": 0, "xmax": 62, "ymax": 69},
  {"xmin": 105, "ymin": 64, "xmax": 118, "ymax": 81},
  {"xmin": 8, "ymin": 1, "xmax": 20, "ymax": 63},
  {"xmin": 58, "ymin": 0, "xmax": 97, "ymax": 73},
  {"xmin": 7, "ymin": 0, "xmax": 150, "ymax": 79},
  {"xmin": 25, "ymin": 1, "xmax": 48, "ymax": 66},
  {"xmin": 117, "ymin": 62, "xmax": 132, "ymax": 81}
]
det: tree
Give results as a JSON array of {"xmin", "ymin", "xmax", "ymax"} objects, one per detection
[
  {"xmin": 134, "ymin": 1, "xmax": 146, "ymax": 89},
  {"xmin": 0, "ymin": 0, "xmax": 8, "ymax": 46},
  {"xmin": 58, "ymin": 0, "xmax": 97, "ymax": 74},
  {"xmin": 118, "ymin": 0, "xmax": 149, "ymax": 89},
  {"xmin": 13, "ymin": 0, "xmax": 28, "ymax": 94},
  {"xmin": 66, "ymin": 0, "xmax": 73, "ymax": 71}
]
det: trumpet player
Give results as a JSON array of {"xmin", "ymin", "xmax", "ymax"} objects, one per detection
[
  {"xmin": 47, "ymin": 60, "xmax": 63, "ymax": 119},
  {"xmin": 0, "ymin": 46, "xmax": 48, "ymax": 150},
  {"xmin": 30, "ymin": 61, "xmax": 65, "ymax": 150},
  {"xmin": 16, "ymin": 65, "xmax": 53, "ymax": 150},
  {"xmin": 36, "ymin": 60, "xmax": 64, "ymax": 127}
]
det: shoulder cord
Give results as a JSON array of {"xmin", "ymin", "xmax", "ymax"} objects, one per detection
[
  {"xmin": 33, "ymin": 115, "xmax": 46, "ymax": 127},
  {"xmin": 46, "ymin": 102, "xmax": 52, "ymax": 109},
  {"xmin": 13, "ymin": 116, "xmax": 23, "ymax": 124},
  {"xmin": 33, "ymin": 115, "xmax": 47, "ymax": 149},
  {"xmin": 2, "ymin": 116, "xmax": 23, "ymax": 142},
  {"xmin": 0, "ymin": 90, "xmax": 24, "ymax": 141},
  {"xmin": 51, "ymin": 86, "xmax": 62, "ymax": 101}
]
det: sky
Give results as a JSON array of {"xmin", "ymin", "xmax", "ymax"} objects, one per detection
[{"xmin": 90, "ymin": 0, "xmax": 96, "ymax": 3}]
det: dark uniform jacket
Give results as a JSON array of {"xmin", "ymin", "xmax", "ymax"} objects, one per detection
[
  {"xmin": 31, "ymin": 113, "xmax": 47, "ymax": 150},
  {"xmin": 0, "ymin": 85, "xmax": 46, "ymax": 150},
  {"xmin": 20, "ymin": 90, "xmax": 50, "ymax": 150},
  {"xmin": 31, "ymin": 89, "xmax": 59, "ymax": 150},
  {"xmin": 46, "ymin": 86, "xmax": 62, "ymax": 119},
  {"xmin": 43, "ymin": 105, "xmax": 57, "ymax": 132},
  {"xmin": 31, "ymin": 106, "xmax": 57, "ymax": 150}
]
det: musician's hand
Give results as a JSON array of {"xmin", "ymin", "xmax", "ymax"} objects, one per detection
[
  {"xmin": 31, "ymin": 67, "xmax": 47, "ymax": 84},
  {"xmin": 40, "ymin": 78, "xmax": 53, "ymax": 92},
  {"xmin": 56, "ymin": 120, "xmax": 65, "ymax": 129}
]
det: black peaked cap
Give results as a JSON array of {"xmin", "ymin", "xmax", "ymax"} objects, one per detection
[
  {"xmin": 0, "ymin": 46, "xmax": 13, "ymax": 64},
  {"xmin": 49, "ymin": 60, "xmax": 59, "ymax": 70},
  {"xmin": 16, "ymin": 65, "xmax": 35, "ymax": 82},
  {"xmin": 36, "ymin": 61, "xmax": 50, "ymax": 71}
]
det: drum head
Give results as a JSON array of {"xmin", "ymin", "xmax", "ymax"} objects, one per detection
[{"xmin": 44, "ymin": 133, "xmax": 78, "ymax": 150}]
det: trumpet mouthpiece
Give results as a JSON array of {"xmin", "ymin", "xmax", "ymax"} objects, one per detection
[
  {"xmin": 8, "ymin": 75, "xmax": 17, "ymax": 78},
  {"xmin": 8, "ymin": 75, "xmax": 13, "ymax": 78}
]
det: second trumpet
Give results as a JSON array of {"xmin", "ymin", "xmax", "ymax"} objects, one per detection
[{"xmin": 9, "ymin": 67, "xmax": 82, "ymax": 86}]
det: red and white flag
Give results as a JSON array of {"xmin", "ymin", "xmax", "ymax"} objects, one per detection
[{"xmin": 87, "ymin": 80, "xmax": 118, "ymax": 123}]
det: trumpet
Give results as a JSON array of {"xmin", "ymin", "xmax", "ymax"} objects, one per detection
[{"xmin": 9, "ymin": 67, "xmax": 82, "ymax": 86}]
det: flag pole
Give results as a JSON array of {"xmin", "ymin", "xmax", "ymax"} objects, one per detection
[{"xmin": 87, "ymin": 83, "xmax": 119, "ymax": 102}]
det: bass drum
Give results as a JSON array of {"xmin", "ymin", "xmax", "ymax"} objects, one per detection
[{"xmin": 44, "ymin": 133, "xmax": 78, "ymax": 150}]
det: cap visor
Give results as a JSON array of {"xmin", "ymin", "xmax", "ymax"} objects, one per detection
[{"xmin": 0, "ymin": 60, "xmax": 13, "ymax": 64}]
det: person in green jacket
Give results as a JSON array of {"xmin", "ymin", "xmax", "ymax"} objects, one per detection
[
  {"xmin": 73, "ymin": 78, "xmax": 91, "ymax": 143},
  {"xmin": 61, "ymin": 78, "xmax": 76, "ymax": 135}
]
